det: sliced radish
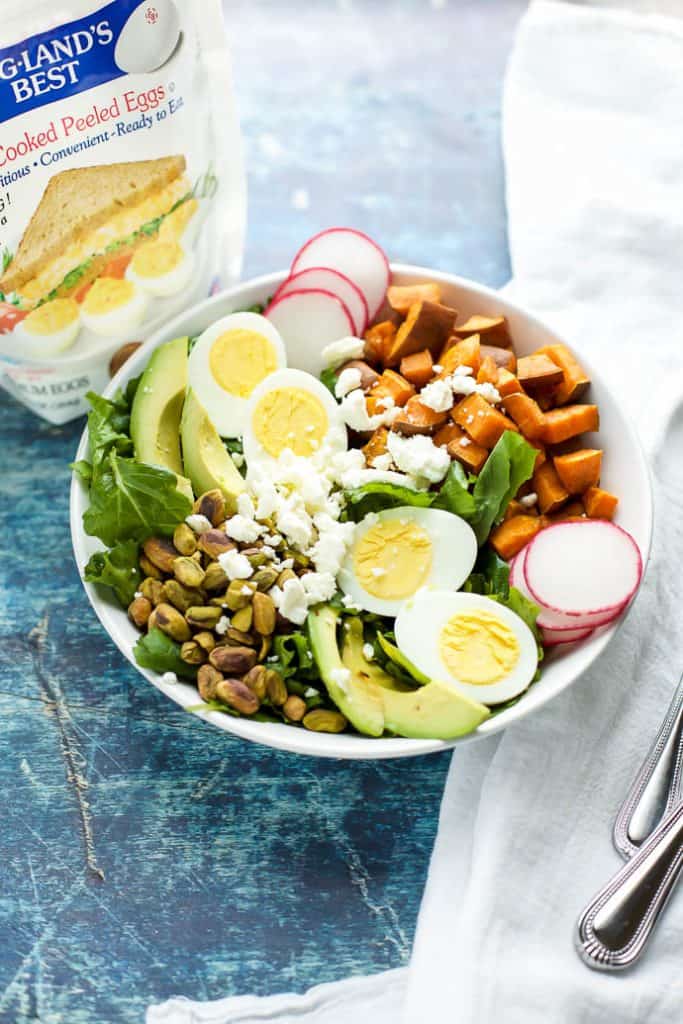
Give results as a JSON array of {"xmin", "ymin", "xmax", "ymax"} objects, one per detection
[
  {"xmin": 273, "ymin": 267, "xmax": 368, "ymax": 336},
  {"xmin": 524, "ymin": 521, "xmax": 642, "ymax": 618},
  {"xmin": 265, "ymin": 288, "xmax": 355, "ymax": 376},
  {"xmin": 291, "ymin": 228, "xmax": 390, "ymax": 321},
  {"xmin": 541, "ymin": 625, "xmax": 594, "ymax": 647},
  {"xmin": 510, "ymin": 548, "xmax": 625, "ymax": 631}
]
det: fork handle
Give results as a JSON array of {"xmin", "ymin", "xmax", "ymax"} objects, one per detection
[{"xmin": 577, "ymin": 798, "xmax": 683, "ymax": 970}]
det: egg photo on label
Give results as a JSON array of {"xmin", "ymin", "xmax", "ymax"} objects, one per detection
[
  {"xmin": 188, "ymin": 312, "xmax": 287, "ymax": 438},
  {"xmin": 80, "ymin": 278, "xmax": 148, "ymax": 337},
  {"xmin": 14, "ymin": 298, "xmax": 80, "ymax": 356},
  {"xmin": 158, "ymin": 197, "xmax": 201, "ymax": 249},
  {"xmin": 126, "ymin": 239, "xmax": 195, "ymax": 297},
  {"xmin": 114, "ymin": 0, "xmax": 182, "ymax": 74},
  {"xmin": 395, "ymin": 591, "xmax": 539, "ymax": 705},
  {"xmin": 337, "ymin": 507, "xmax": 477, "ymax": 616},
  {"xmin": 243, "ymin": 367, "xmax": 348, "ymax": 469}
]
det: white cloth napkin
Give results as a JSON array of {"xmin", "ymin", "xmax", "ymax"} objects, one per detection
[{"xmin": 148, "ymin": 3, "xmax": 683, "ymax": 1021}]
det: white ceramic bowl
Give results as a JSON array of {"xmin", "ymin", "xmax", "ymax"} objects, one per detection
[{"xmin": 70, "ymin": 265, "xmax": 653, "ymax": 759}]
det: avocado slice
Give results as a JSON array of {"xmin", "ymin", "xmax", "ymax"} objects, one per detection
[
  {"xmin": 130, "ymin": 336, "xmax": 188, "ymax": 476},
  {"xmin": 376, "ymin": 632, "xmax": 430, "ymax": 686},
  {"xmin": 180, "ymin": 389, "xmax": 246, "ymax": 512},
  {"xmin": 307, "ymin": 605, "xmax": 491, "ymax": 740}
]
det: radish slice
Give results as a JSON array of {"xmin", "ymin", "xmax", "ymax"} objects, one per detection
[
  {"xmin": 524, "ymin": 521, "xmax": 642, "ymax": 618},
  {"xmin": 273, "ymin": 268, "xmax": 369, "ymax": 336},
  {"xmin": 291, "ymin": 228, "xmax": 390, "ymax": 321},
  {"xmin": 265, "ymin": 288, "xmax": 355, "ymax": 376},
  {"xmin": 510, "ymin": 549, "xmax": 625, "ymax": 631},
  {"xmin": 541, "ymin": 625, "xmax": 594, "ymax": 647}
]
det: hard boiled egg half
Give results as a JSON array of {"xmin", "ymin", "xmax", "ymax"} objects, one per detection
[
  {"xmin": 242, "ymin": 367, "xmax": 348, "ymax": 469},
  {"xmin": 126, "ymin": 238, "xmax": 195, "ymax": 297},
  {"xmin": 14, "ymin": 298, "xmax": 80, "ymax": 355},
  {"xmin": 395, "ymin": 591, "xmax": 538, "ymax": 705},
  {"xmin": 188, "ymin": 312, "xmax": 287, "ymax": 438},
  {"xmin": 337, "ymin": 507, "xmax": 477, "ymax": 616},
  {"xmin": 80, "ymin": 277, "xmax": 148, "ymax": 337}
]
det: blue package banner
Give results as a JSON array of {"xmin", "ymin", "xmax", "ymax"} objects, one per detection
[{"xmin": 0, "ymin": 0, "xmax": 146, "ymax": 124}]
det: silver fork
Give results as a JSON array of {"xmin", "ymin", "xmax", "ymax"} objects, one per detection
[{"xmin": 576, "ymin": 674, "xmax": 683, "ymax": 970}]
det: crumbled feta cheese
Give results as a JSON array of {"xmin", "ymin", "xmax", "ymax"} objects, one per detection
[
  {"xmin": 459, "ymin": 436, "xmax": 471, "ymax": 446},
  {"xmin": 308, "ymin": 515, "xmax": 356, "ymax": 576},
  {"xmin": 321, "ymin": 336, "xmax": 365, "ymax": 368},
  {"xmin": 370, "ymin": 452, "xmax": 393, "ymax": 471},
  {"xmin": 451, "ymin": 375, "xmax": 478, "ymax": 397},
  {"xmin": 362, "ymin": 643, "xmax": 375, "ymax": 661},
  {"xmin": 261, "ymin": 534, "xmax": 282, "ymax": 547},
  {"xmin": 215, "ymin": 615, "xmax": 231, "ymax": 635},
  {"xmin": 185, "ymin": 514, "xmax": 213, "ymax": 534},
  {"xmin": 241, "ymin": 585, "xmax": 254, "ymax": 595},
  {"xmin": 275, "ymin": 576, "xmax": 308, "ymax": 625},
  {"xmin": 225, "ymin": 514, "xmax": 262, "ymax": 543},
  {"xmin": 432, "ymin": 364, "xmax": 443, "ymax": 373},
  {"xmin": 376, "ymin": 395, "xmax": 395, "ymax": 410},
  {"xmin": 218, "ymin": 549, "xmax": 253, "ymax": 580},
  {"xmin": 249, "ymin": 472, "xmax": 279, "ymax": 519},
  {"xmin": 454, "ymin": 365, "xmax": 473, "ymax": 377},
  {"xmin": 330, "ymin": 666, "xmax": 351, "ymax": 693},
  {"xmin": 477, "ymin": 382, "xmax": 501, "ymax": 404},
  {"xmin": 300, "ymin": 571, "xmax": 337, "ymax": 605},
  {"xmin": 237, "ymin": 492, "xmax": 255, "ymax": 519},
  {"xmin": 276, "ymin": 494, "xmax": 314, "ymax": 549},
  {"xmin": 133, "ymin": 591, "xmax": 142, "ymax": 599},
  {"xmin": 420, "ymin": 377, "xmax": 454, "ymax": 413},
  {"xmin": 341, "ymin": 593, "xmax": 361, "ymax": 610},
  {"xmin": 232, "ymin": 452, "xmax": 245, "ymax": 468},
  {"xmin": 279, "ymin": 558, "xmax": 295, "ymax": 571},
  {"xmin": 339, "ymin": 388, "xmax": 398, "ymax": 432},
  {"xmin": 335, "ymin": 366, "xmax": 363, "ymax": 398},
  {"xmin": 261, "ymin": 545, "xmax": 278, "ymax": 561},
  {"xmin": 386, "ymin": 432, "xmax": 450, "ymax": 483},
  {"xmin": 304, "ymin": 687, "xmax": 319, "ymax": 698},
  {"xmin": 160, "ymin": 671, "xmax": 178, "ymax": 685},
  {"xmin": 519, "ymin": 492, "xmax": 538, "ymax": 508}
]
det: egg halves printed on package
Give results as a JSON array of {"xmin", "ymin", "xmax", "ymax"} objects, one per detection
[{"xmin": 188, "ymin": 313, "xmax": 287, "ymax": 438}]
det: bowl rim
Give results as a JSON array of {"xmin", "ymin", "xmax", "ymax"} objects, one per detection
[{"xmin": 69, "ymin": 263, "xmax": 654, "ymax": 759}]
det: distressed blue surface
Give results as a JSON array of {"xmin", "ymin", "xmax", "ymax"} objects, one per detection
[{"xmin": 0, "ymin": 2, "xmax": 524, "ymax": 1021}]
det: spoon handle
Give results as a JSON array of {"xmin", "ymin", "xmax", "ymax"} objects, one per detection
[
  {"xmin": 577, "ymin": 799, "xmax": 683, "ymax": 970},
  {"xmin": 613, "ymin": 673, "xmax": 683, "ymax": 859}
]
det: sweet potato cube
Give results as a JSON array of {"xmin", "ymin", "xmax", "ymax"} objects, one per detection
[
  {"xmin": 517, "ymin": 354, "xmax": 564, "ymax": 392},
  {"xmin": 387, "ymin": 282, "xmax": 442, "ymax": 314},
  {"xmin": 541, "ymin": 404, "xmax": 599, "ymax": 444},
  {"xmin": 481, "ymin": 344, "xmax": 516, "ymax": 372},
  {"xmin": 385, "ymin": 300, "xmax": 458, "ymax": 366},
  {"xmin": 362, "ymin": 427, "xmax": 390, "ymax": 465},
  {"xmin": 553, "ymin": 448, "xmax": 602, "ymax": 494},
  {"xmin": 336, "ymin": 359, "xmax": 380, "ymax": 392},
  {"xmin": 364, "ymin": 321, "xmax": 396, "ymax": 365},
  {"xmin": 477, "ymin": 355, "xmax": 499, "ymax": 386},
  {"xmin": 438, "ymin": 335, "xmax": 481, "ymax": 376},
  {"xmin": 496, "ymin": 369, "xmax": 522, "ymax": 398},
  {"xmin": 445, "ymin": 427, "xmax": 489, "ymax": 475},
  {"xmin": 400, "ymin": 349, "xmax": 434, "ymax": 388},
  {"xmin": 549, "ymin": 498, "xmax": 586, "ymax": 522},
  {"xmin": 453, "ymin": 314, "xmax": 511, "ymax": 348},
  {"xmin": 433, "ymin": 422, "xmax": 462, "ymax": 448},
  {"xmin": 530, "ymin": 442, "xmax": 547, "ymax": 469},
  {"xmin": 502, "ymin": 392, "xmax": 546, "ymax": 440},
  {"xmin": 535, "ymin": 343, "xmax": 590, "ymax": 405},
  {"xmin": 366, "ymin": 370, "xmax": 415, "ymax": 413},
  {"xmin": 584, "ymin": 486, "xmax": 618, "ymax": 520},
  {"xmin": 393, "ymin": 396, "xmax": 448, "ymax": 436},
  {"xmin": 533, "ymin": 461, "xmax": 569, "ymax": 515},
  {"xmin": 452, "ymin": 392, "xmax": 517, "ymax": 448},
  {"xmin": 490, "ymin": 515, "xmax": 543, "ymax": 561},
  {"xmin": 504, "ymin": 499, "xmax": 532, "ymax": 521}
]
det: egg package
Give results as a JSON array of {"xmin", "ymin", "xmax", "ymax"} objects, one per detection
[{"xmin": 0, "ymin": 0, "xmax": 245, "ymax": 424}]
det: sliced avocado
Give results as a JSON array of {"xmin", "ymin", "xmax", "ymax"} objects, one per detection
[
  {"xmin": 376, "ymin": 632, "xmax": 430, "ymax": 686},
  {"xmin": 130, "ymin": 336, "xmax": 188, "ymax": 476},
  {"xmin": 308, "ymin": 605, "xmax": 491, "ymax": 740},
  {"xmin": 180, "ymin": 389, "xmax": 246, "ymax": 512}
]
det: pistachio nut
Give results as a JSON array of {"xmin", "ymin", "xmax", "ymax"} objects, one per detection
[
  {"xmin": 242, "ymin": 664, "xmax": 267, "ymax": 701},
  {"xmin": 140, "ymin": 577, "xmax": 165, "ymax": 606},
  {"xmin": 148, "ymin": 603, "xmax": 192, "ymax": 643},
  {"xmin": 142, "ymin": 536, "xmax": 179, "ymax": 574},
  {"xmin": 194, "ymin": 631, "xmax": 216, "ymax": 653},
  {"xmin": 214, "ymin": 678, "xmax": 260, "ymax": 715},
  {"xmin": 283, "ymin": 695, "xmax": 307, "ymax": 722},
  {"xmin": 302, "ymin": 709, "xmax": 348, "ymax": 733},
  {"xmin": 173, "ymin": 522, "xmax": 198, "ymax": 557},
  {"xmin": 265, "ymin": 668, "xmax": 288, "ymax": 707},
  {"xmin": 252, "ymin": 592, "xmax": 276, "ymax": 636},
  {"xmin": 180, "ymin": 640, "xmax": 207, "ymax": 665},
  {"xmin": 197, "ymin": 663, "xmax": 223, "ymax": 701},
  {"xmin": 230, "ymin": 604, "xmax": 253, "ymax": 633},
  {"xmin": 209, "ymin": 645, "xmax": 257, "ymax": 675},
  {"xmin": 225, "ymin": 578, "xmax": 256, "ymax": 611},
  {"xmin": 258, "ymin": 635, "xmax": 272, "ymax": 662},
  {"xmin": 252, "ymin": 567, "xmax": 279, "ymax": 593},
  {"xmin": 193, "ymin": 489, "xmax": 226, "ymax": 527},
  {"xmin": 198, "ymin": 529, "xmax": 234, "ymax": 560},
  {"xmin": 209, "ymin": 592, "xmax": 231, "ymax": 608},
  {"xmin": 139, "ymin": 554, "xmax": 164, "ymax": 580},
  {"xmin": 185, "ymin": 605, "xmax": 222, "ymax": 629},
  {"xmin": 277, "ymin": 567, "xmax": 297, "ymax": 588},
  {"xmin": 225, "ymin": 626, "xmax": 257, "ymax": 647},
  {"xmin": 173, "ymin": 556, "xmax": 206, "ymax": 589},
  {"xmin": 244, "ymin": 550, "xmax": 269, "ymax": 569},
  {"xmin": 128, "ymin": 595, "xmax": 152, "ymax": 629},
  {"xmin": 203, "ymin": 562, "xmax": 228, "ymax": 591},
  {"xmin": 163, "ymin": 579, "xmax": 204, "ymax": 613}
]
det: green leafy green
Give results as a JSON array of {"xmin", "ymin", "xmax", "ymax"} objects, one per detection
[
  {"xmin": 469, "ymin": 431, "xmax": 537, "ymax": 544},
  {"xmin": 433, "ymin": 461, "xmax": 477, "ymax": 518},
  {"xmin": 86, "ymin": 390, "xmax": 134, "ymax": 470},
  {"xmin": 320, "ymin": 366, "xmax": 338, "ymax": 397},
  {"xmin": 83, "ymin": 540, "xmax": 140, "ymax": 606},
  {"xmin": 71, "ymin": 460, "xmax": 93, "ymax": 485},
  {"xmin": 343, "ymin": 481, "xmax": 435, "ymax": 522},
  {"xmin": 269, "ymin": 632, "xmax": 318, "ymax": 681},
  {"xmin": 134, "ymin": 628, "xmax": 197, "ymax": 680}
]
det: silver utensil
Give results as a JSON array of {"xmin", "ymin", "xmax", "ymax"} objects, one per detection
[{"xmin": 613, "ymin": 673, "xmax": 683, "ymax": 859}]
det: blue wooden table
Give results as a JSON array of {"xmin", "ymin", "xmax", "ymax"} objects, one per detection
[{"xmin": 0, "ymin": 2, "xmax": 524, "ymax": 1020}]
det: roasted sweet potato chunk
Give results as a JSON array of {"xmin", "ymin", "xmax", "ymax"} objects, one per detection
[
  {"xmin": 433, "ymin": 422, "xmax": 463, "ymax": 449},
  {"xmin": 452, "ymin": 393, "xmax": 517, "ymax": 448},
  {"xmin": 393, "ymin": 396, "xmax": 448, "ymax": 436},
  {"xmin": 533, "ymin": 462, "xmax": 569, "ymax": 515},
  {"xmin": 366, "ymin": 370, "xmax": 415, "ymax": 412},
  {"xmin": 535, "ymin": 343, "xmax": 590, "ymax": 405},
  {"xmin": 481, "ymin": 344, "xmax": 516, "ymax": 372},
  {"xmin": 336, "ymin": 359, "xmax": 380, "ymax": 391},
  {"xmin": 362, "ymin": 427, "xmax": 390, "ymax": 465},
  {"xmin": 385, "ymin": 300, "xmax": 458, "ymax": 366},
  {"xmin": 387, "ymin": 282, "xmax": 442, "ymax": 314},
  {"xmin": 400, "ymin": 349, "xmax": 434, "ymax": 388},
  {"xmin": 541, "ymin": 404, "xmax": 599, "ymax": 444},
  {"xmin": 583, "ymin": 486, "xmax": 618, "ymax": 520},
  {"xmin": 490, "ymin": 515, "xmax": 543, "ymax": 560},
  {"xmin": 553, "ymin": 448, "xmax": 602, "ymax": 494},
  {"xmin": 364, "ymin": 321, "xmax": 396, "ymax": 365},
  {"xmin": 496, "ymin": 368, "xmax": 522, "ymax": 398},
  {"xmin": 445, "ymin": 427, "xmax": 489, "ymax": 474},
  {"xmin": 477, "ymin": 355, "xmax": 499, "ymax": 386},
  {"xmin": 517, "ymin": 354, "xmax": 564, "ymax": 392},
  {"xmin": 502, "ymin": 392, "xmax": 546, "ymax": 440},
  {"xmin": 438, "ymin": 335, "xmax": 481, "ymax": 376},
  {"xmin": 452, "ymin": 314, "xmax": 511, "ymax": 348}
]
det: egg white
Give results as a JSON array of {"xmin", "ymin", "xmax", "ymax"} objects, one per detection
[
  {"xmin": 188, "ymin": 312, "xmax": 287, "ymax": 438},
  {"xmin": 395, "ymin": 590, "xmax": 538, "ymax": 705},
  {"xmin": 14, "ymin": 299, "xmax": 81, "ymax": 355},
  {"xmin": 126, "ymin": 241, "xmax": 195, "ymax": 297},
  {"xmin": 243, "ymin": 367, "xmax": 348, "ymax": 471},
  {"xmin": 337, "ymin": 507, "xmax": 477, "ymax": 616},
  {"xmin": 80, "ymin": 280, "xmax": 148, "ymax": 337}
]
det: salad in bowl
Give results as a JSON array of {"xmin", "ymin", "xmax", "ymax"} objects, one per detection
[{"xmin": 70, "ymin": 228, "xmax": 651, "ymax": 758}]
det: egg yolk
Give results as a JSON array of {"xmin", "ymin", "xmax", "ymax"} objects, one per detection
[
  {"xmin": 159, "ymin": 197, "xmax": 199, "ymax": 242},
  {"xmin": 440, "ymin": 611, "xmax": 519, "ymax": 686},
  {"xmin": 209, "ymin": 329, "xmax": 278, "ymax": 399},
  {"xmin": 353, "ymin": 520, "xmax": 432, "ymax": 599},
  {"xmin": 22, "ymin": 298, "xmax": 79, "ymax": 334},
  {"xmin": 83, "ymin": 277, "xmax": 136, "ymax": 314},
  {"xmin": 252, "ymin": 387, "xmax": 328, "ymax": 457},
  {"xmin": 131, "ymin": 240, "xmax": 183, "ymax": 278}
]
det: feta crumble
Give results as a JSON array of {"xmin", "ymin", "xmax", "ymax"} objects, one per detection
[
  {"xmin": 321, "ymin": 336, "xmax": 365, "ymax": 368},
  {"xmin": 218, "ymin": 549, "xmax": 253, "ymax": 580},
  {"xmin": 335, "ymin": 366, "xmax": 363, "ymax": 398},
  {"xmin": 225, "ymin": 514, "xmax": 262, "ymax": 544},
  {"xmin": 339, "ymin": 388, "xmax": 398, "ymax": 433},
  {"xmin": 215, "ymin": 615, "xmax": 231, "ymax": 635},
  {"xmin": 519, "ymin": 492, "xmax": 538, "ymax": 508},
  {"xmin": 362, "ymin": 643, "xmax": 375, "ymax": 661},
  {"xmin": 161, "ymin": 672, "xmax": 178, "ymax": 685},
  {"xmin": 386, "ymin": 432, "xmax": 450, "ymax": 483},
  {"xmin": 329, "ymin": 666, "xmax": 351, "ymax": 693},
  {"xmin": 185, "ymin": 513, "xmax": 213, "ymax": 534},
  {"xmin": 420, "ymin": 377, "xmax": 454, "ymax": 413}
]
